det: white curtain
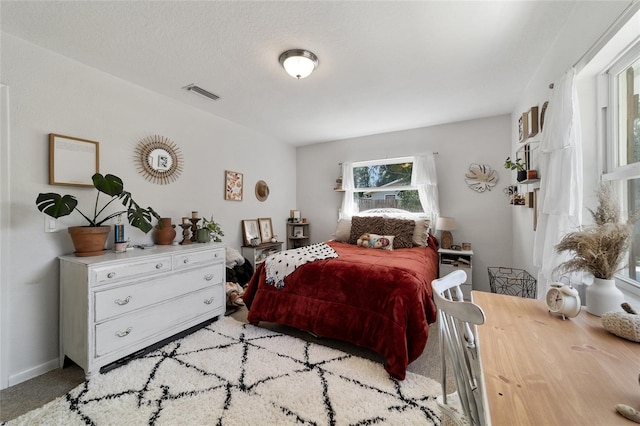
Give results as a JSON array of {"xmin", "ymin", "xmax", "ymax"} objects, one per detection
[
  {"xmin": 533, "ymin": 67, "xmax": 583, "ymax": 298},
  {"xmin": 412, "ymin": 153, "xmax": 440, "ymax": 223},
  {"xmin": 339, "ymin": 161, "xmax": 356, "ymax": 219}
]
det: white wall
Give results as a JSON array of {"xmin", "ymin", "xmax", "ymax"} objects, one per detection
[
  {"xmin": 0, "ymin": 33, "xmax": 296, "ymax": 388},
  {"xmin": 509, "ymin": 1, "xmax": 632, "ymax": 289},
  {"xmin": 296, "ymin": 115, "xmax": 513, "ymax": 293}
]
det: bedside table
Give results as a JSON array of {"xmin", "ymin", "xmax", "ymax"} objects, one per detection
[
  {"xmin": 438, "ymin": 248, "xmax": 473, "ymax": 300},
  {"xmin": 241, "ymin": 242, "xmax": 283, "ymax": 269}
]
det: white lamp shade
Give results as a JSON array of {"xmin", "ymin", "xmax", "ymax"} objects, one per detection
[
  {"xmin": 279, "ymin": 49, "xmax": 319, "ymax": 79},
  {"xmin": 436, "ymin": 217, "xmax": 456, "ymax": 231}
]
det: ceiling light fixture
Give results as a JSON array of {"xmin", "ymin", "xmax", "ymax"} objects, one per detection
[{"xmin": 278, "ymin": 49, "xmax": 319, "ymax": 79}]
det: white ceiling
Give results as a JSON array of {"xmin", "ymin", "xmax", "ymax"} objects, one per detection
[{"xmin": 0, "ymin": 1, "xmax": 628, "ymax": 146}]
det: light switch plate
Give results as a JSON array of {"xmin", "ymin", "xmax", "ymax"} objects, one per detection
[{"xmin": 44, "ymin": 216, "xmax": 58, "ymax": 233}]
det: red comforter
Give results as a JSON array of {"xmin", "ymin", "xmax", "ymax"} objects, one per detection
[{"xmin": 243, "ymin": 238, "xmax": 438, "ymax": 379}]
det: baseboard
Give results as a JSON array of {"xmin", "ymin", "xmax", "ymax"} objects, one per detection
[{"xmin": 7, "ymin": 358, "xmax": 60, "ymax": 388}]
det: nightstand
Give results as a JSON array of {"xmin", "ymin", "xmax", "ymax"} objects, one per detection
[
  {"xmin": 241, "ymin": 242, "xmax": 283, "ymax": 269},
  {"xmin": 438, "ymin": 248, "xmax": 473, "ymax": 300}
]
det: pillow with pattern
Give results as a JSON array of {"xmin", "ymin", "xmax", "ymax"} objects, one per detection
[
  {"xmin": 356, "ymin": 233, "xmax": 394, "ymax": 250},
  {"xmin": 349, "ymin": 216, "xmax": 385, "ymax": 244},
  {"xmin": 382, "ymin": 218, "xmax": 415, "ymax": 249}
]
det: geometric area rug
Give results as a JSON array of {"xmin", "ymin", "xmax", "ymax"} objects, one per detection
[{"xmin": 3, "ymin": 317, "xmax": 442, "ymax": 425}]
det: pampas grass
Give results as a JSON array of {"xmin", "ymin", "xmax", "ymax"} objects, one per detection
[{"xmin": 554, "ymin": 183, "xmax": 637, "ymax": 280}]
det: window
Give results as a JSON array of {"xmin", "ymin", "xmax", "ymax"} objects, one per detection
[
  {"xmin": 602, "ymin": 40, "xmax": 640, "ymax": 293},
  {"xmin": 350, "ymin": 157, "xmax": 423, "ymax": 213}
]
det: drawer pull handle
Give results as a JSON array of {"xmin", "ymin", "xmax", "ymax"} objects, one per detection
[
  {"xmin": 204, "ymin": 274, "xmax": 214, "ymax": 281},
  {"xmin": 115, "ymin": 296, "xmax": 131, "ymax": 306},
  {"xmin": 156, "ymin": 263, "xmax": 163, "ymax": 269},
  {"xmin": 107, "ymin": 272, "xmax": 116, "ymax": 279},
  {"xmin": 116, "ymin": 327, "xmax": 132, "ymax": 337},
  {"xmin": 204, "ymin": 297, "xmax": 215, "ymax": 305},
  {"xmin": 183, "ymin": 258, "xmax": 189, "ymax": 264}
]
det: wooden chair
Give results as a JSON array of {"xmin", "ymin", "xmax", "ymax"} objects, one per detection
[{"xmin": 432, "ymin": 270, "xmax": 487, "ymax": 426}]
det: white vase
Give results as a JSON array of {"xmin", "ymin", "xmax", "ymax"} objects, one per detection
[{"xmin": 586, "ymin": 278, "xmax": 625, "ymax": 317}]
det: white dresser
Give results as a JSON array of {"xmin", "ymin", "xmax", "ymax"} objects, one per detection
[{"xmin": 59, "ymin": 243, "xmax": 225, "ymax": 379}]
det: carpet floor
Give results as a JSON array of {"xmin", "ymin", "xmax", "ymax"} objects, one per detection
[{"xmin": 2, "ymin": 316, "xmax": 443, "ymax": 425}]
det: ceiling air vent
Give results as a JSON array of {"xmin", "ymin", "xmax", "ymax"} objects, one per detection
[{"xmin": 182, "ymin": 84, "xmax": 220, "ymax": 101}]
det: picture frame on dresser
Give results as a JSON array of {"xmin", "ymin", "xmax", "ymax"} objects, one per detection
[
  {"xmin": 242, "ymin": 219, "xmax": 259, "ymax": 246},
  {"xmin": 258, "ymin": 217, "xmax": 273, "ymax": 243}
]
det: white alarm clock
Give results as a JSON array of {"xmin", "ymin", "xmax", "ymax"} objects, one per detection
[{"xmin": 546, "ymin": 282, "xmax": 581, "ymax": 319}]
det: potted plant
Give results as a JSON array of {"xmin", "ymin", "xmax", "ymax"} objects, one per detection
[
  {"xmin": 198, "ymin": 216, "xmax": 224, "ymax": 243},
  {"xmin": 36, "ymin": 173, "xmax": 160, "ymax": 256},
  {"xmin": 554, "ymin": 183, "xmax": 637, "ymax": 316},
  {"xmin": 504, "ymin": 157, "xmax": 527, "ymax": 182}
]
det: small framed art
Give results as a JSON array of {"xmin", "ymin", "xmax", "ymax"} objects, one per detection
[
  {"xmin": 293, "ymin": 226, "xmax": 304, "ymax": 237},
  {"xmin": 49, "ymin": 133, "xmax": 99, "ymax": 187},
  {"xmin": 258, "ymin": 217, "xmax": 273, "ymax": 243},
  {"xmin": 225, "ymin": 170, "xmax": 243, "ymax": 201},
  {"xmin": 242, "ymin": 219, "xmax": 259, "ymax": 246}
]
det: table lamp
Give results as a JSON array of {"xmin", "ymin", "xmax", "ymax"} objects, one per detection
[{"xmin": 436, "ymin": 217, "xmax": 456, "ymax": 249}]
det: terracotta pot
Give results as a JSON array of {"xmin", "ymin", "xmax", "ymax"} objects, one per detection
[
  {"xmin": 154, "ymin": 218, "xmax": 176, "ymax": 245},
  {"xmin": 68, "ymin": 225, "xmax": 111, "ymax": 257}
]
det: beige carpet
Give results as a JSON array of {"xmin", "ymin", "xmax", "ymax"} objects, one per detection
[{"xmin": 0, "ymin": 306, "xmax": 449, "ymax": 423}]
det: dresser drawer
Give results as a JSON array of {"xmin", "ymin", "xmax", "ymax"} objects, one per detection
[
  {"xmin": 173, "ymin": 248, "xmax": 223, "ymax": 270},
  {"xmin": 94, "ymin": 265, "xmax": 223, "ymax": 322},
  {"xmin": 93, "ymin": 256, "xmax": 172, "ymax": 284},
  {"xmin": 440, "ymin": 265, "xmax": 472, "ymax": 284},
  {"xmin": 94, "ymin": 285, "xmax": 223, "ymax": 357}
]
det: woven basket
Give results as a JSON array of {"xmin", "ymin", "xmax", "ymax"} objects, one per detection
[{"xmin": 601, "ymin": 312, "xmax": 640, "ymax": 342}]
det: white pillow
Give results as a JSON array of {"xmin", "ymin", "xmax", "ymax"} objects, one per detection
[
  {"xmin": 413, "ymin": 219, "xmax": 431, "ymax": 246},
  {"xmin": 333, "ymin": 219, "xmax": 351, "ymax": 242}
]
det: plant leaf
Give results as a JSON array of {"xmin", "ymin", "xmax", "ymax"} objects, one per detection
[
  {"xmin": 93, "ymin": 173, "xmax": 124, "ymax": 197},
  {"xmin": 127, "ymin": 207, "xmax": 153, "ymax": 233},
  {"xmin": 35, "ymin": 193, "xmax": 77, "ymax": 218}
]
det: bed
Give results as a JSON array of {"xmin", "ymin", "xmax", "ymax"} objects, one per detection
[{"xmin": 243, "ymin": 214, "xmax": 439, "ymax": 380}]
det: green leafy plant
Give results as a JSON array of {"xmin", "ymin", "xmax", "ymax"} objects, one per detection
[
  {"xmin": 202, "ymin": 215, "xmax": 225, "ymax": 242},
  {"xmin": 504, "ymin": 157, "xmax": 525, "ymax": 171},
  {"xmin": 36, "ymin": 173, "xmax": 160, "ymax": 233}
]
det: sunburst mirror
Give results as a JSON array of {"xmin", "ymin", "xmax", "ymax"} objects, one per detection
[{"xmin": 135, "ymin": 135, "xmax": 183, "ymax": 185}]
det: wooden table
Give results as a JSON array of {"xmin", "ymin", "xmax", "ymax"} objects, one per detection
[{"xmin": 472, "ymin": 290, "xmax": 640, "ymax": 425}]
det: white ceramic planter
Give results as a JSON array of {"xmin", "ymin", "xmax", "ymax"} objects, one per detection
[{"xmin": 586, "ymin": 278, "xmax": 625, "ymax": 316}]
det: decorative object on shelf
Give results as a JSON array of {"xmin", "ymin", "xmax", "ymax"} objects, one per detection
[
  {"xmin": 189, "ymin": 218, "xmax": 200, "ymax": 242},
  {"xmin": 135, "ymin": 134, "xmax": 183, "ymax": 185},
  {"xmin": 242, "ymin": 219, "xmax": 260, "ymax": 246},
  {"xmin": 504, "ymin": 156, "xmax": 526, "ymax": 182},
  {"xmin": 526, "ymin": 106, "xmax": 539, "ymax": 139},
  {"xmin": 518, "ymin": 112, "xmax": 528, "ymax": 142},
  {"xmin": 255, "ymin": 180, "xmax": 270, "ymax": 202},
  {"xmin": 464, "ymin": 163, "xmax": 498, "ymax": 193},
  {"xmin": 251, "ymin": 237, "xmax": 261, "ymax": 246},
  {"xmin": 179, "ymin": 223, "xmax": 192, "ymax": 245},
  {"xmin": 289, "ymin": 209, "xmax": 301, "ymax": 223},
  {"xmin": 462, "ymin": 243, "xmax": 471, "ymax": 251},
  {"xmin": 49, "ymin": 133, "xmax": 99, "ymax": 187},
  {"xmin": 154, "ymin": 217, "xmax": 177, "ymax": 245},
  {"xmin": 279, "ymin": 49, "xmax": 319, "ymax": 79},
  {"xmin": 540, "ymin": 101, "xmax": 549, "ymax": 131},
  {"xmin": 258, "ymin": 217, "xmax": 274, "ymax": 243},
  {"xmin": 527, "ymin": 170, "xmax": 538, "ymax": 180},
  {"xmin": 225, "ymin": 170, "xmax": 243, "ymax": 201},
  {"xmin": 436, "ymin": 216, "xmax": 456, "ymax": 249},
  {"xmin": 554, "ymin": 183, "xmax": 637, "ymax": 316},
  {"xmin": 36, "ymin": 173, "xmax": 160, "ymax": 256},
  {"xmin": 201, "ymin": 216, "xmax": 224, "ymax": 242}
]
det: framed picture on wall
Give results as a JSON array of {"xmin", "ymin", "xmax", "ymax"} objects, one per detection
[
  {"xmin": 49, "ymin": 133, "xmax": 99, "ymax": 187},
  {"xmin": 258, "ymin": 217, "xmax": 273, "ymax": 243},
  {"xmin": 225, "ymin": 170, "xmax": 243, "ymax": 201}
]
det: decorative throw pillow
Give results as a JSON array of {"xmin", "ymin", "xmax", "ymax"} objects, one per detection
[
  {"xmin": 413, "ymin": 219, "xmax": 431, "ymax": 246},
  {"xmin": 349, "ymin": 216, "xmax": 385, "ymax": 244},
  {"xmin": 356, "ymin": 233, "xmax": 394, "ymax": 250},
  {"xmin": 333, "ymin": 219, "xmax": 351, "ymax": 242},
  {"xmin": 383, "ymin": 218, "xmax": 415, "ymax": 249}
]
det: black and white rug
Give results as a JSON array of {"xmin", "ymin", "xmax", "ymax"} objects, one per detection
[{"xmin": 5, "ymin": 317, "xmax": 442, "ymax": 425}]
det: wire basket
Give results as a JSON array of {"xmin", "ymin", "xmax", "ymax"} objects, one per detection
[{"xmin": 487, "ymin": 267, "xmax": 537, "ymax": 299}]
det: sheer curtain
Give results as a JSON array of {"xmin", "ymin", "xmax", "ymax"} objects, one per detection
[
  {"xmin": 413, "ymin": 153, "xmax": 440, "ymax": 223},
  {"xmin": 533, "ymin": 67, "xmax": 583, "ymax": 298},
  {"xmin": 339, "ymin": 161, "xmax": 356, "ymax": 220}
]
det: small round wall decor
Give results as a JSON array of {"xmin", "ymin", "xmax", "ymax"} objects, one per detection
[
  {"xmin": 465, "ymin": 164, "xmax": 498, "ymax": 193},
  {"xmin": 135, "ymin": 135, "xmax": 183, "ymax": 185}
]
